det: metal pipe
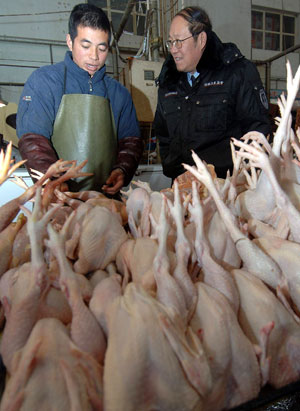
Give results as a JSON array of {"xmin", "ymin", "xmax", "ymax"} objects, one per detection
[
  {"xmin": 253, "ymin": 43, "xmax": 300, "ymax": 65},
  {"xmin": 114, "ymin": 0, "xmax": 138, "ymax": 43},
  {"xmin": 111, "ymin": 47, "xmax": 119, "ymax": 80},
  {"xmin": 0, "ymin": 64, "xmax": 40, "ymax": 69},
  {"xmin": 150, "ymin": 0, "xmax": 160, "ymax": 61},
  {"xmin": 0, "ymin": 82, "xmax": 25, "ymax": 86},
  {"xmin": 49, "ymin": 45, "xmax": 54, "ymax": 65},
  {"xmin": 252, "ymin": 43, "xmax": 300, "ymax": 103},
  {"xmin": 0, "ymin": 35, "xmax": 65, "ymax": 47},
  {"xmin": 265, "ymin": 62, "xmax": 271, "ymax": 102},
  {"xmin": 110, "ymin": 0, "xmax": 137, "ymax": 79}
]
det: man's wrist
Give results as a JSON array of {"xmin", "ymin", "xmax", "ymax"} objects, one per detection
[{"xmin": 112, "ymin": 166, "xmax": 125, "ymax": 175}]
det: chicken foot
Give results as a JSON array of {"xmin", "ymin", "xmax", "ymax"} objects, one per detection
[
  {"xmin": 167, "ymin": 181, "xmax": 198, "ymax": 322},
  {"xmin": 41, "ymin": 159, "xmax": 92, "ymax": 209},
  {"xmin": 0, "ymin": 141, "xmax": 26, "ymax": 185},
  {"xmin": 153, "ymin": 196, "xmax": 187, "ymax": 321},
  {"xmin": 0, "ymin": 159, "xmax": 79, "ymax": 233},
  {"xmin": 189, "ymin": 181, "xmax": 240, "ymax": 314}
]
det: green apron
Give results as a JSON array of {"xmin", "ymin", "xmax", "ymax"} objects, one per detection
[{"xmin": 51, "ymin": 77, "xmax": 117, "ymax": 192}]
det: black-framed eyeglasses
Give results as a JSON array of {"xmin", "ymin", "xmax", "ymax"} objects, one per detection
[{"xmin": 165, "ymin": 35, "xmax": 194, "ymax": 50}]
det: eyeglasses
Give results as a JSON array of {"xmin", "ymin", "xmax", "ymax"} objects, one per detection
[{"xmin": 165, "ymin": 35, "xmax": 194, "ymax": 50}]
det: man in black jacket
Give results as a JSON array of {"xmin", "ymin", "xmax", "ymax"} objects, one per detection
[{"xmin": 154, "ymin": 6, "xmax": 271, "ymax": 179}]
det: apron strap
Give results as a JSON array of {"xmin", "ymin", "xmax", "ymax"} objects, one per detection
[{"xmin": 63, "ymin": 65, "xmax": 67, "ymax": 95}]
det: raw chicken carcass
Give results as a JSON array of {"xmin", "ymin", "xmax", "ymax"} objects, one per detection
[
  {"xmin": 124, "ymin": 185, "xmax": 151, "ymax": 237},
  {"xmin": 233, "ymin": 61, "xmax": 300, "ymax": 222},
  {"xmin": 189, "ymin": 181, "xmax": 240, "ymax": 314},
  {"xmin": 190, "ymin": 282, "xmax": 261, "ymax": 410},
  {"xmin": 254, "ymin": 235, "xmax": 300, "ymax": 317},
  {"xmin": 233, "ymin": 136, "xmax": 300, "ymax": 243},
  {"xmin": 116, "ymin": 237, "xmax": 160, "ymax": 292},
  {"xmin": 46, "ymin": 223, "xmax": 107, "ymax": 363},
  {"xmin": 233, "ymin": 136, "xmax": 277, "ymax": 222},
  {"xmin": 183, "ymin": 153, "xmax": 283, "ymax": 291},
  {"xmin": 0, "ymin": 264, "xmax": 72, "ymax": 326},
  {"xmin": 56, "ymin": 189, "xmax": 128, "ymax": 225},
  {"xmin": 73, "ymin": 205, "xmax": 128, "ymax": 274},
  {"xmin": 124, "ymin": 180, "xmax": 174, "ymax": 237},
  {"xmin": 0, "ymin": 318, "xmax": 104, "ymax": 411},
  {"xmin": 0, "ymin": 188, "xmax": 62, "ymax": 372},
  {"xmin": 88, "ymin": 269, "xmax": 109, "ymax": 289},
  {"xmin": 0, "ymin": 213, "xmax": 26, "ymax": 276},
  {"xmin": 0, "ymin": 186, "xmax": 105, "ymax": 410},
  {"xmin": 89, "ymin": 273, "xmax": 123, "ymax": 336},
  {"xmin": 103, "ymin": 283, "xmax": 209, "ymax": 411},
  {"xmin": 166, "ymin": 181, "xmax": 198, "ymax": 321},
  {"xmin": 205, "ymin": 210, "xmax": 241, "ymax": 269},
  {"xmin": 247, "ymin": 213, "xmax": 290, "ymax": 240},
  {"xmin": 232, "ymin": 268, "xmax": 300, "ymax": 388},
  {"xmin": 10, "ymin": 220, "xmax": 31, "ymax": 267},
  {"xmin": 153, "ymin": 196, "xmax": 193, "ymax": 323}
]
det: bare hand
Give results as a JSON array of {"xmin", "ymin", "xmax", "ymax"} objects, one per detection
[{"xmin": 102, "ymin": 168, "xmax": 125, "ymax": 195}]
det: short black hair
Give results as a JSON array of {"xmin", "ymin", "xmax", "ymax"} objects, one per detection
[
  {"xmin": 175, "ymin": 6, "xmax": 212, "ymax": 38},
  {"xmin": 68, "ymin": 3, "xmax": 111, "ymax": 43}
]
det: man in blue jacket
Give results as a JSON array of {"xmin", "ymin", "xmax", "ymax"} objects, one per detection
[{"xmin": 17, "ymin": 3, "xmax": 142, "ymax": 194}]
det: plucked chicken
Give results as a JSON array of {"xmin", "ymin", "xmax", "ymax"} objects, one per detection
[{"xmin": 0, "ymin": 60, "xmax": 300, "ymax": 411}]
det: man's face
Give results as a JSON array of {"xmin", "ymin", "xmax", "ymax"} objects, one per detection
[
  {"xmin": 169, "ymin": 16, "xmax": 206, "ymax": 73},
  {"xmin": 66, "ymin": 25, "xmax": 109, "ymax": 77}
]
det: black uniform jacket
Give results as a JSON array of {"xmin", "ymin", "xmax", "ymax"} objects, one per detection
[{"xmin": 154, "ymin": 31, "xmax": 272, "ymax": 179}]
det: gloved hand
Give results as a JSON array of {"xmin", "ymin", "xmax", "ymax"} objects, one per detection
[{"xmin": 18, "ymin": 133, "xmax": 59, "ymax": 182}]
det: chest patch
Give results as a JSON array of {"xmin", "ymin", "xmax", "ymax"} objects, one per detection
[
  {"xmin": 204, "ymin": 81, "xmax": 224, "ymax": 87},
  {"xmin": 164, "ymin": 91, "xmax": 178, "ymax": 97}
]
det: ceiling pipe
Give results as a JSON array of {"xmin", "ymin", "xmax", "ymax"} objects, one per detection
[{"xmin": 111, "ymin": 0, "xmax": 138, "ymax": 79}]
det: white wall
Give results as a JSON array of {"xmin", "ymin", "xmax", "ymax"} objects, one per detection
[
  {"xmin": 0, "ymin": 1, "xmax": 77, "ymax": 103},
  {"xmin": 180, "ymin": 0, "xmax": 252, "ymax": 58},
  {"xmin": 253, "ymin": 0, "xmax": 300, "ymax": 13},
  {"xmin": 0, "ymin": 1, "xmax": 78, "ymax": 40}
]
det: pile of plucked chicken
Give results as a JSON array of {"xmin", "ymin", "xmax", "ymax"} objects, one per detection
[{"xmin": 0, "ymin": 61, "xmax": 300, "ymax": 411}]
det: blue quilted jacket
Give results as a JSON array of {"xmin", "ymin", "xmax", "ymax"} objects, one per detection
[{"xmin": 17, "ymin": 51, "xmax": 140, "ymax": 140}]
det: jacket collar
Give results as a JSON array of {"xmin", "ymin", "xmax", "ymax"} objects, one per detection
[{"xmin": 64, "ymin": 51, "xmax": 107, "ymax": 82}]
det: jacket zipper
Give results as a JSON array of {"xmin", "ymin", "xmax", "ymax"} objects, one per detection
[{"xmin": 89, "ymin": 77, "xmax": 93, "ymax": 92}]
